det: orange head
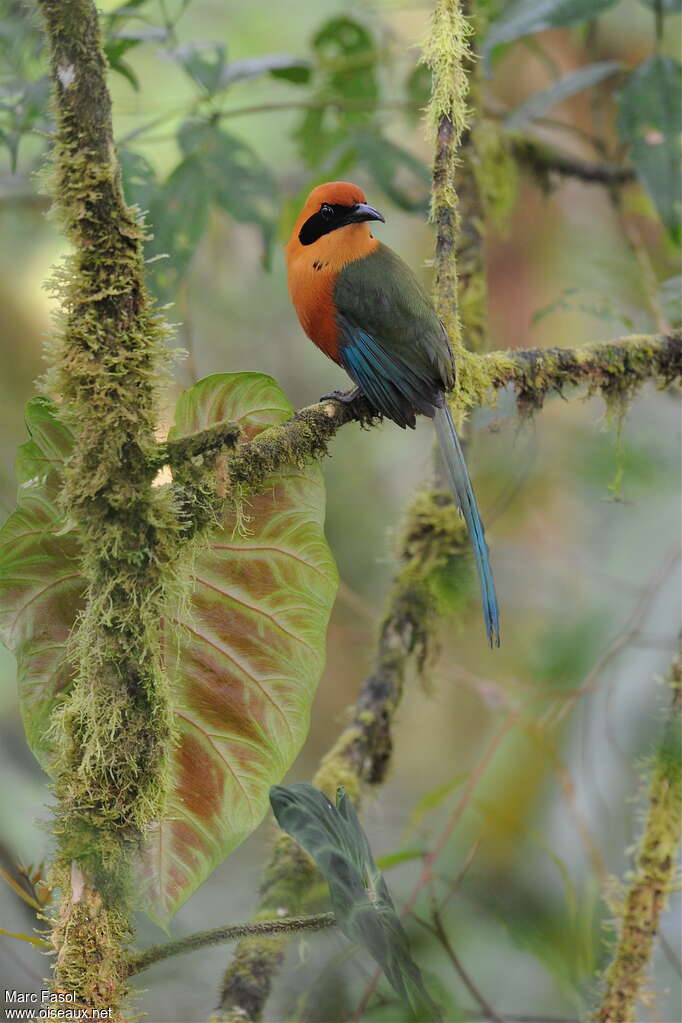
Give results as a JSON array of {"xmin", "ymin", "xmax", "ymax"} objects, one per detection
[
  {"xmin": 285, "ymin": 181, "xmax": 385, "ymax": 259},
  {"xmin": 285, "ymin": 182, "xmax": 385, "ymax": 361}
]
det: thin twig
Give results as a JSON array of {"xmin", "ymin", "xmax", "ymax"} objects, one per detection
[
  {"xmin": 125, "ymin": 912, "xmax": 336, "ymax": 977},
  {"xmin": 510, "ymin": 137, "xmax": 635, "ymax": 186},
  {"xmin": 417, "ymin": 902, "xmax": 505, "ymax": 1023},
  {"xmin": 351, "ymin": 712, "xmax": 519, "ymax": 1020}
]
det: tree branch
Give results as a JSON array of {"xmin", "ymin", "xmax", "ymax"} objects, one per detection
[
  {"xmin": 125, "ymin": 913, "xmax": 335, "ymax": 978},
  {"xmin": 510, "ymin": 137, "xmax": 636, "ymax": 186},
  {"xmin": 166, "ymin": 334, "xmax": 680, "ymax": 486},
  {"xmin": 595, "ymin": 651, "xmax": 682, "ymax": 1022}
]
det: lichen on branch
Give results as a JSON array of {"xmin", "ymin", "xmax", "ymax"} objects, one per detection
[
  {"xmin": 171, "ymin": 333, "xmax": 680, "ymax": 493},
  {"xmin": 37, "ymin": 0, "xmax": 179, "ymax": 1011}
]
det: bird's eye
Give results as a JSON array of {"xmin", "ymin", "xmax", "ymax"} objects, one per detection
[{"xmin": 320, "ymin": 203, "xmax": 334, "ymax": 219}]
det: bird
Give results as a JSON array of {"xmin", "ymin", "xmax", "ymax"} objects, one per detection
[{"xmin": 285, "ymin": 181, "xmax": 500, "ymax": 647}]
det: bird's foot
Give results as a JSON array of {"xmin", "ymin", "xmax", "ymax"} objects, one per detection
[{"xmin": 319, "ymin": 386, "xmax": 361, "ymax": 405}]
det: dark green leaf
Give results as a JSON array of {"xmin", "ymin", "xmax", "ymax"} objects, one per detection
[
  {"xmin": 178, "ymin": 120, "xmax": 278, "ymax": 265},
  {"xmin": 405, "ymin": 64, "xmax": 432, "ymax": 109},
  {"xmin": 104, "ymin": 36, "xmax": 142, "ymax": 90},
  {"xmin": 270, "ymin": 783, "xmax": 442, "ymax": 1021},
  {"xmin": 145, "ymin": 156, "xmax": 209, "ymax": 300},
  {"xmin": 218, "ymin": 55, "xmax": 311, "ymax": 88},
  {"xmin": 505, "ymin": 61, "xmax": 622, "ymax": 131},
  {"xmin": 637, "ymin": 0, "xmax": 681, "ymax": 11},
  {"xmin": 617, "ymin": 56, "xmax": 682, "ymax": 242},
  {"xmin": 110, "ymin": 58, "xmax": 140, "ymax": 91},
  {"xmin": 167, "ymin": 43, "xmax": 226, "ymax": 94},
  {"xmin": 118, "ymin": 148, "xmax": 158, "ymax": 214},
  {"xmin": 270, "ymin": 63, "xmax": 311, "ymax": 85},
  {"xmin": 295, "ymin": 16, "xmax": 379, "ymax": 169},
  {"xmin": 353, "ymin": 129, "xmax": 430, "ymax": 212},
  {"xmin": 483, "ymin": 0, "xmax": 620, "ymax": 65}
]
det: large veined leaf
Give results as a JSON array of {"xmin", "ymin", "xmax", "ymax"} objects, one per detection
[
  {"xmin": 0, "ymin": 398, "xmax": 85, "ymax": 759},
  {"xmin": 617, "ymin": 56, "xmax": 682, "ymax": 244},
  {"xmin": 0, "ymin": 377, "xmax": 338, "ymax": 921},
  {"xmin": 271, "ymin": 783, "xmax": 442, "ymax": 1021},
  {"xmin": 140, "ymin": 374, "xmax": 338, "ymax": 919}
]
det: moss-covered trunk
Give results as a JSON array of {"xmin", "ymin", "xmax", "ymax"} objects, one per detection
[{"xmin": 37, "ymin": 0, "xmax": 176, "ymax": 1013}]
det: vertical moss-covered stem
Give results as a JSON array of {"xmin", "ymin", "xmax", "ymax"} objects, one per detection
[
  {"xmin": 37, "ymin": 0, "xmax": 176, "ymax": 1013},
  {"xmin": 595, "ymin": 652, "xmax": 682, "ymax": 1022},
  {"xmin": 423, "ymin": 0, "xmax": 472, "ymax": 345}
]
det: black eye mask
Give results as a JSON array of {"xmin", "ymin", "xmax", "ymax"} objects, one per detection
[{"xmin": 298, "ymin": 202, "xmax": 385, "ymax": 245}]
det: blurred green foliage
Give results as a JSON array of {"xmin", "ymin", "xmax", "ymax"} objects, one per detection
[{"xmin": 0, "ymin": 0, "xmax": 680, "ymax": 1020}]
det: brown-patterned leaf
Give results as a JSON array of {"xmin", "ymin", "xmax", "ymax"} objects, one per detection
[
  {"xmin": 0, "ymin": 379, "xmax": 337, "ymax": 922},
  {"xmin": 139, "ymin": 373, "xmax": 337, "ymax": 920}
]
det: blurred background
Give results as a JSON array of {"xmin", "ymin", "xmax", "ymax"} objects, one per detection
[{"xmin": 0, "ymin": 0, "xmax": 680, "ymax": 1020}]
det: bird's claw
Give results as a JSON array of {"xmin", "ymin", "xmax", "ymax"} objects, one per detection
[{"xmin": 319, "ymin": 386, "xmax": 362, "ymax": 405}]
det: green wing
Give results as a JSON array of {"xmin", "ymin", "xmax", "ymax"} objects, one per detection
[{"xmin": 333, "ymin": 244, "xmax": 455, "ymax": 427}]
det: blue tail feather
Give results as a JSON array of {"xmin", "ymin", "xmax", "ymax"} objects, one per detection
[{"xmin": 433, "ymin": 405, "xmax": 500, "ymax": 647}]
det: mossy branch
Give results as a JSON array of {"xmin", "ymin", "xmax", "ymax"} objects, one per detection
[
  {"xmin": 168, "ymin": 334, "xmax": 681, "ymax": 486},
  {"xmin": 510, "ymin": 137, "xmax": 636, "ymax": 187},
  {"xmin": 124, "ymin": 912, "xmax": 335, "ymax": 978},
  {"xmin": 595, "ymin": 651, "xmax": 682, "ymax": 1022},
  {"xmin": 156, "ymin": 420, "xmax": 241, "ymax": 469}
]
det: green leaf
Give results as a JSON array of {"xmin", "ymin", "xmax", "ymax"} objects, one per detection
[
  {"xmin": 270, "ymin": 63, "xmax": 311, "ymax": 85},
  {"xmin": 483, "ymin": 0, "xmax": 620, "ymax": 65},
  {"xmin": 505, "ymin": 60, "xmax": 622, "ymax": 131},
  {"xmin": 270, "ymin": 783, "xmax": 442, "ymax": 1021},
  {"xmin": 0, "ymin": 398, "xmax": 85, "ymax": 760},
  {"xmin": 167, "ymin": 43, "xmax": 226, "ymax": 94},
  {"xmin": 218, "ymin": 55, "xmax": 311, "ymax": 88},
  {"xmin": 178, "ymin": 120, "xmax": 278, "ymax": 265},
  {"xmin": 145, "ymin": 155, "xmax": 210, "ymax": 301},
  {"xmin": 104, "ymin": 37, "xmax": 142, "ymax": 90},
  {"xmin": 407, "ymin": 772, "xmax": 467, "ymax": 832},
  {"xmin": 376, "ymin": 847, "xmax": 427, "ymax": 870},
  {"xmin": 617, "ymin": 56, "xmax": 682, "ymax": 243},
  {"xmin": 0, "ymin": 380, "xmax": 338, "ymax": 922},
  {"xmin": 118, "ymin": 148, "xmax": 158, "ymax": 214},
  {"xmin": 405, "ymin": 64, "xmax": 432, "ymax": 108},
  {"xmin": 353, "ymin": 129, "xmax": 430, "ymax": 213},
  {"xmin": 295, "ymin": 16, "xmax": 379, "ymax": 169}
]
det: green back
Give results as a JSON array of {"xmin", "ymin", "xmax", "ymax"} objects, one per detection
[{"xmin": 334, "ymin": 242, "xmax": 455, "ymax": 390}]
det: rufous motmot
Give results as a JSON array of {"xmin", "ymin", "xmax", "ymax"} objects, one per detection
[{"xmin": 285, "ymin": 181, "xmax": 500, "ymax": 647}]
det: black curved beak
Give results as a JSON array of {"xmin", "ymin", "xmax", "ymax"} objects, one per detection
[{"xmin": 347, "ymin": 202, "xmax": 385, "ymax": 225}]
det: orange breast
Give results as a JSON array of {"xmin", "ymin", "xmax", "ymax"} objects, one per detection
[
  {"xmin": 286, "ymin": 253, "xmax": 341, "ymax": 362},
  {"xmin": 285, "ymin": 224, "xmax": 379, "ymax": 364}
]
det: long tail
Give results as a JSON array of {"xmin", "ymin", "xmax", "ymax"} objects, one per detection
[{"xmin": 433, "ymin": 404, "xmax": 500, "ymax": 647}]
